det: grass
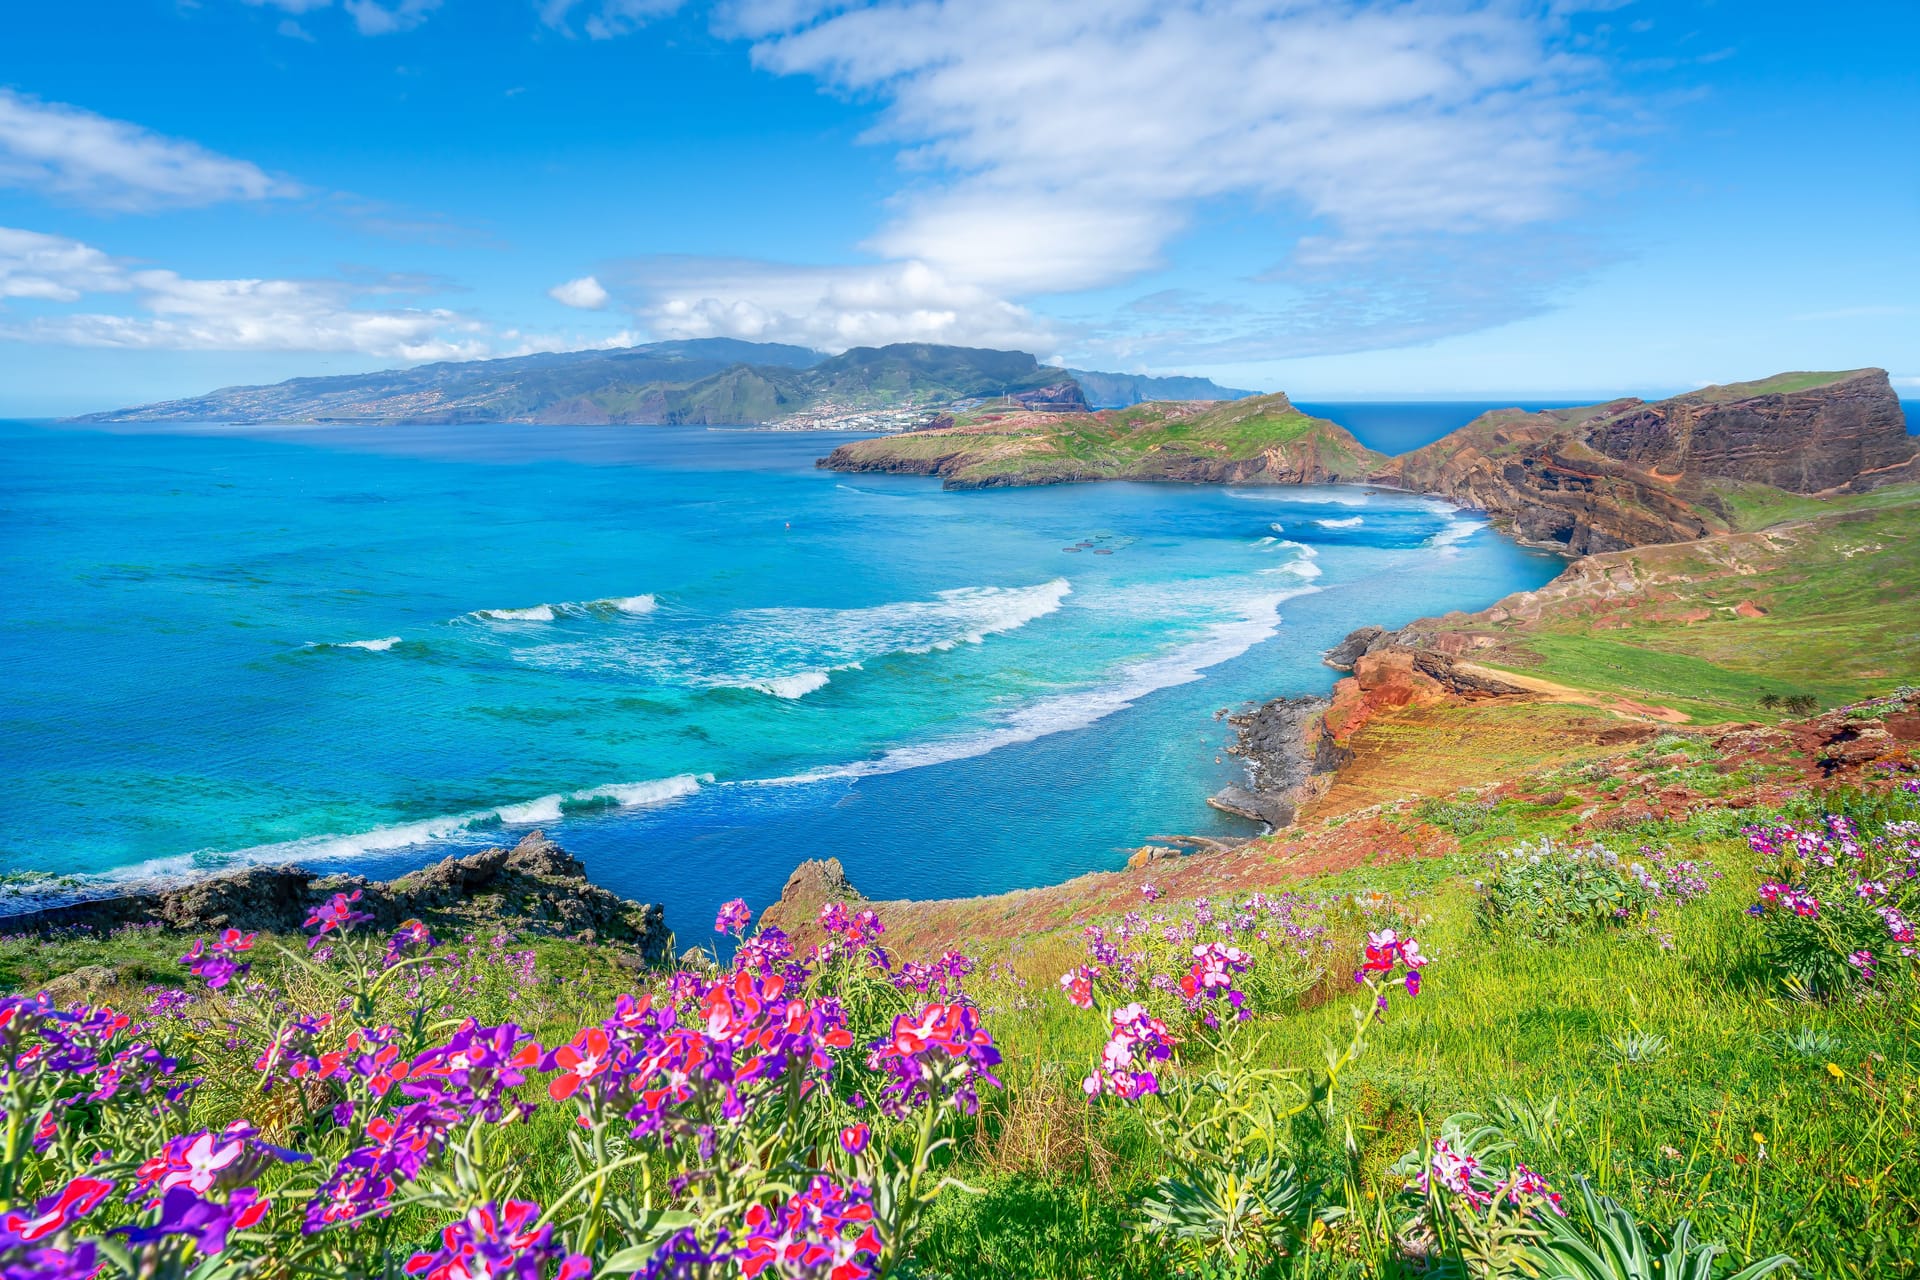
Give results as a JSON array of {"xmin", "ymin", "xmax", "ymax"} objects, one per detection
[
  {"xmin": 12, "ymin": 779, "xmax": 1919, "ymax": 1278},
  {"xmin": 900, "ymin": 785, "xmax": 1920, "ymax": 1278},
  {"xmin": 827, "ymin": 394, "xmax": 1386, "ymax": 487},
  {"xmin": 1451, "ymin": 485, "xmax": 1920, "ymax": 722}
]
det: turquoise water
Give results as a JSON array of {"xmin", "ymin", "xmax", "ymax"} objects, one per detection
[{"xmin": 0, "ymin": 420, "xmax": 1562, "ymax": 938}]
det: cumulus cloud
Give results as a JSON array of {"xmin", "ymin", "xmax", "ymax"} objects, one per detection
[
  {"xmin": 0, "ymin": 89, "xmax": 299, "ymax": 212},
  {"xmin": 571, "ymin": 0, "xmax": 1621, "ymax": 361},
  {"xmin": 623, "ymin": 255, "xmax": 1057, "ymax": 353},
  {"xmin": 549, "ymin": 275, "xmax": 611, "ymax": 309},
  {"xmin": 0, "ymin": 227, "xmax": 131, "ymax": 302},
  {"xmin": 0, "ymin": 226, "xmax": 487, "ymax": 361},
  {"xmin": 730, "ymin": 0, "xmax": 1612, "ymax": 297}
]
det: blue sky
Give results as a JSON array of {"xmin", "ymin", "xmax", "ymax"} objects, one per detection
[{"xmin": 0, "ymin": 0, "xmax": 1914, "ymax": 415}]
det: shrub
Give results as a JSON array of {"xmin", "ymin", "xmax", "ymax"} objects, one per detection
[
  {"xmin": 1474, "ymin": 839, "xmax": 1713, "ymax": 945},
  {"xmin": 1744, "ymin": 812, "xmax": 1920, "ymax": 995}
]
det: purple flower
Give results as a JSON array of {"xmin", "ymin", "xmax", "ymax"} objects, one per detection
[
  {"xmin": 715, "ymin": 898, "xmax": 752, "ymax": 936},
  {"xmin": 116, "ymin": 1186, "xmax": 270, "ymax": 1255}
]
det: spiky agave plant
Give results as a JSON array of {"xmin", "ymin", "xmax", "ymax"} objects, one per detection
[{"xmin": 1529, "ymin": 1183, "xmax": 1794, "ymax": 1280}]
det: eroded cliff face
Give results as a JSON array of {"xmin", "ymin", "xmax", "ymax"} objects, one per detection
[
  {"xmin": 1585, "ymin": 370, "xmax": 1914, "ymax": 491},
  {"xmin": 1379, "ymin": 369, "xmax": 1916, "ymax": 555}
]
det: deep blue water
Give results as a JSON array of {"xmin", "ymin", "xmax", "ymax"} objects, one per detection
[
  {"xmin": 0, "ymin": 420, "xmax": 1564, "ymax": 940},
  {"xmin": 1295, "ymin": 402, "xmax": 1588, "ymax": 455},
  {"xmin": 1304, "ymin": 400, "xmax": 1920, "ymax": 457}
]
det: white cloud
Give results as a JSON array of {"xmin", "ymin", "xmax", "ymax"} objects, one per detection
[
  {"xmin": 344, "ymin": 0, "xmax": 443, "ymax": 35},
  {"xmin": 0, "ymin": 227, "xmax": 131, "ymax": 302},
  {"xmin": 244, "ymin": 0, "xmax": 442, "ymax": 35},
  {"xmin": 0, "ymin": 89, "xmax": 299, "ymax": 212},
  {"xmin": 625, "ymin": 255, "xmax": 1057, "ymax": 353},
  {"xmin": 0, "ymin": 227, "xmax": 487, "ymax": 361},
  {"xmin": 549, "ymin": 275, "xmax": 611, "ymax": 309},
  {"xmin": 541, "ymin": 0, "xmax": 685, "ymax": 38},
  {"xmin": 729, "ymin": 0, "xmax": 1613, "ymax": 298},
  {"xmin": 567, "ymin": 0, "xmax": 1623, "ymax": 361}
]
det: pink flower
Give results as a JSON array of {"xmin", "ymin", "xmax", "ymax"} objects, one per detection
[
  {"xmin": 1057, "ymin": 966, "xmax": 1098, "ymax": 1009},
  {"xmin": 715, "ymin": 898, "xmax": 753, "ymax": 936}
]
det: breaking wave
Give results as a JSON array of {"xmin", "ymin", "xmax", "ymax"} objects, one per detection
[
  {"xmin": 308, "ymin": 636, "xmax": 402, "ymax": 652},
  {"xmin": 31, "ymin": 775, "xmax": 710, "ymax": 900},
  {"xmin": 512, "ymin": 578, "xmax": 1072, "ymax": 693},
  {"xmin": 463, "ymin": 593, "xmax": 656, "ymax": 624},
  {"xmin": 1316, "ymin": 516, "xmax": 1364, "ymax": 529}
]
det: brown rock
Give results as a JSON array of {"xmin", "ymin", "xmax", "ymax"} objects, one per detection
[{"xmin": 1733, "ymin": 600, "xmax": 1768, "ymax": 618}]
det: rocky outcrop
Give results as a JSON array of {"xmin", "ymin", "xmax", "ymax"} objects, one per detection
[
  {"xmin": 755, "ymin": 857, "xmax": 865, "ymax": 946},
  {"xmin": 1209, "ymin": 696, "xmax": 1346, "ymax": 828},
  {"xmin": 1377, "ymin": 370, "xmax": 1916, "ymax": 555},
  {"xmin": 1321, "ymin": 647, "xmax": 1527, "ymax": 742},
  {"xmin": 0, "ymin": 832, "xmax": 673, "ymax": 961}
]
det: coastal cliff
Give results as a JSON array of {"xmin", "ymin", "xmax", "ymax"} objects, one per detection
[
  {"xmin": 819, "ymin": 393, "xmax": 1386, "ymax": 489},
  {"xmin": 1376, "ymin": 368, "xmax": 1916, "ymax": 554},
  {"xmin": 823, "ymin": 367, "xmax": 1917, "ymax": 555}
]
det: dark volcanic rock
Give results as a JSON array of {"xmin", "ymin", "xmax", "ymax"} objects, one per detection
[
  {"xmin": 1324, "ymin": 626, "xmax": 1386, "ymax": 671},
  {"xmin": 1210, "ymin": 695, "xmax": 1349, "ymax": 830},
  {"xmin": 0, "ymin": 832, "xmax": 673, "ymax": 962}
]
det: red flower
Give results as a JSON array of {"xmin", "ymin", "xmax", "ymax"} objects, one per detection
[
  {"xmin": 547, "ymin": 1027, "xmax": 612, "ymax": 1101},
  {"xmin": 3, "ymin": 1176, "xmax": 113, "ymax": 1243}
]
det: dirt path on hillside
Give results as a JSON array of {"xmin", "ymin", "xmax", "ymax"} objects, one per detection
[{"xmin": 1454, "ymin": 662, "xmax": 1691, "ymax": 724}]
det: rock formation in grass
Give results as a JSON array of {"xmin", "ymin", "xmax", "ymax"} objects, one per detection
[{"xmin": 0, "ymin": 831, "xmax": 672, "ymax": 959}]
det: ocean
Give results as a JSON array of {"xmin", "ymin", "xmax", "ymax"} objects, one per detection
[{"xmin": 0, "ymin": 414, "xmax": 1565, "ymax": 940}]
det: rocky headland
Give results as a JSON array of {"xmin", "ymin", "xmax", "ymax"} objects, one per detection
[
  {"xmin": 0, "ymin": 831, "xmax": 673, "ymax": 962},
  {"xmin": 823, "ymin": 367, "xmax": 1917, "ymax": 556},
  {"xmin": 819, "ymin": 393, "xmax": 1387, "ymax": 489}
]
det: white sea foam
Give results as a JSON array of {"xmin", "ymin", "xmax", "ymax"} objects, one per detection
[
  {"xmin": 733, "ymin": 671, "xmax": 832, "ymax": 699},
  {"xmin": 512, "ymin": 578, "xmax": 1072, "ymax": 690},
  {"xmin": 1316, "ymin": 516, "xmax": 1364, "ymax": 529},
  {"xmin": 1427, "ymin": 517, "xmax": 1485, "ymax": 550},
  {"xmin": 308, "ymin": 636, "xmax": 402, "ymax": 652},
  {"xmin": 42, "ymin": 775, "xmax": 710, "ymax": 900},
  {"xmin": 758, "ymin": 583, "xmax": 1319, "ymax": 787},
  {"xmin": 1258, "ymin": 540, "xmax": 1322, "ymax": 580},
  {"xmin": 463, "ymin": 593, "xmax": 657, "ymax": 624}
]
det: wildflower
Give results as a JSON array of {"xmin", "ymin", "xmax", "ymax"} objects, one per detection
[
  {"xmin": 1, "ymin": 1177, "xmax": 113, "ymax": 1243},
  {"xmin": 1505, "ymin": 1164, "xmax": 1566, "ymax": 1217},
  {"xmin": 1083, "ymin": 1002, "xmax": 1174, "ymax": 1102},
  {"xmin": 869, "ymin": 1002, "xmax": 1002, "ymax": 1116},
  {"xmin": 736, "ymin": 1177, "xmax": 884, "ymax": 1280},
  {"xmin": 116, "ymin": 1186, "xmax": 271, "ymax": 1255},
  {"xmin": 179, "ymin": 929, "xmax": 256, "ymax": 990},
  {"xmin": 1140, "ymin": 882, "xmax": 1159, "ymax": 902},
  {"xmin": 135, "ymin": 1128, "xmax": 246, "ymax": 1196},
  {"xmin": 839, "ymin": 1124, "xmax": 870, "ymax": 1156},
  {"xmin": 404, "ymin": 1200, "xmax": 589, "ymax": 1280},
  {"xmin": 1057, "ymin": 966, "xmax": 1099, "ymax": 1009},
  {"xmin": 0, "ymin": 1244, "xmax": 98, "ymax": 1280},
  {"xmin": 547, "ymin": 1027, "xmax": 614, "ymax": 1101},
  {"xmin": 715, "ymin": 898, "xmax": 753, "ymax": 936},
  {"xmin": 305, "ymin": 890, "xmax": 374, "ymax": 944},
  {"xmin": 385, "ymin": 919, "xmax": 437, "ymax": 964}
]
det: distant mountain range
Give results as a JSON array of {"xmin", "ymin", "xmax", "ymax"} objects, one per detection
[{"xmin": 72, "ymin": 340, "xmax": 1258, "ymax": 427}]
